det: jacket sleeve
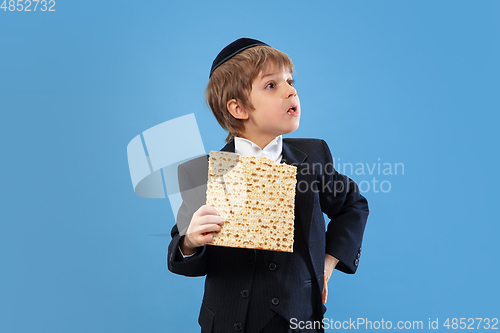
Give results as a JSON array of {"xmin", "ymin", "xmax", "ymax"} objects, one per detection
[
  {"xmin": 167, "ymin": 160, "xmax": 209, "ymax": 277},
  {"xmin": 319, "ymin": 140, "xmax": 369, "ymax": 274}
]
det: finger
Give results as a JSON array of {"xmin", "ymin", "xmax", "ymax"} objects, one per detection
[
  {"xmin": 196, "ymin": 214, "xmax": 225, "ymax": 226},
  {"xmin": 188, "ymin": 223, "xmax": 221, "ymax": 237},
  {"xmin": 186, "ymin": 221, "xmax": 222, "ymax": 244},
  {"xmin": 195, "ymin": 223, "xmax": 222, "ymax": 235},
  {"xmin": 322, "ymin": 281, "xmax": 328, "ymax": 304},
  {"xmin": 195, "ymin": 205, "xmax": 220, "ymax": 217},
  {"xmin": 201, "ymin": 233, "xmax": 214, "ymax": 244},
  {"xmin": 187, "ymin": 228, "xmax": 218, "ymax": 247}
]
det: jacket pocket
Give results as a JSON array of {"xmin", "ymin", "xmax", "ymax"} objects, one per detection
[{"xmin": 199, "ymin": 302, "xmax": 215, "ymax": 333}]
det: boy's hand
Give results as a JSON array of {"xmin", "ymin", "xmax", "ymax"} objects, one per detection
[
  {"xmin": 322, "ymin": 254, "xmax": 339, "ymax": 304},
  {"xmin": 180, "ymin": 205, "xmax": 224, "ymax": 256}
]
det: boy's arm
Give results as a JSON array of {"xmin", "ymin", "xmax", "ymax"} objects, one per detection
[
  {"xmin": 320, "ymin": 140, "xmax": 369, "ymax": 274},
  {"xmin": 168, "ymin": 223, "xmax": 208, "ymax": 277},
  {"xmin": 167, "ymin": 159, "xmax": 213, "ymax": 277}
]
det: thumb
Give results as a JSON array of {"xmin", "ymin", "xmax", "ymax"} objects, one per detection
[{"xmin": 322, "ymin": 279, "xmax": 328, "ymax": 304}]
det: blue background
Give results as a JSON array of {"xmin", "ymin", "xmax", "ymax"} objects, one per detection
[{"xmin": 1, "ymin": 1, "xmax": 499, "ymax": 332}]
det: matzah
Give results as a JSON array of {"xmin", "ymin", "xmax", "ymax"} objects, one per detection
[{"xmin": 206, "ymin": 151, "xmax": 297, "ymax": 252}]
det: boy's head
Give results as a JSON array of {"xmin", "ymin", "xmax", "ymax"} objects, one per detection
[{"xmin": 206, "ymin": 38, "xmax": 299, "ymax": 143}]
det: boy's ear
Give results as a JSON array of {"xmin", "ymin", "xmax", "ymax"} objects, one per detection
[{"xmin": 227, "ymin": 99, "xmax": 249, "ymax": 120}]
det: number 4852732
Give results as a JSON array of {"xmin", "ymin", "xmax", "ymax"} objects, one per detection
[{"xmin": 1, "ymin": 0, "xmax": 56, "ymax": 11}]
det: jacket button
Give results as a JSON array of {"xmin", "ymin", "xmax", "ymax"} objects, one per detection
[
  {"xmin": 269, "ymin": 263, "xmax": 277, "ymax": 271},
  {"xmin": 354, "ymin": 258, "xmax": 359, "ymax": 267},
  {"xmin": 356, "ymin": 252, "xmax": 361, "ymax": 259},
  {"xmin": 271, "ymin": 298, "xmax": 280, "ymax": 306},
  {"xmin": 234, "ymin": 322, "xmax": 243, "ymax": 331},
  {"xmin": 241, "ymin": 290, "xmax": 250, "ymax": 299}
]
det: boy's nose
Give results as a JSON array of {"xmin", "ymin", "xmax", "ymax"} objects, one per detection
[{"xmin": 285, "ymin": 86, "xmax": 297, "ymax": 98}]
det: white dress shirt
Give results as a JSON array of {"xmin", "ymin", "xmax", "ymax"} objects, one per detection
[{"xmin": 234, "ymin": 135, "xmax": 283, "ymax": 163}]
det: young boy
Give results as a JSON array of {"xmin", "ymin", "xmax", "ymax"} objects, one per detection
[{"xmin": 168, "ymin": 38, "xmax": 369, "ymax": 333}]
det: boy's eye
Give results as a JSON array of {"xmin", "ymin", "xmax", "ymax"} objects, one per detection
[
  {"xmin": 287, "ymin": 79, "xmax": 294, "ymax": 87},
  {"xmin": 265, "ymin": 82, "xmax": 276, "ymax": 89}
]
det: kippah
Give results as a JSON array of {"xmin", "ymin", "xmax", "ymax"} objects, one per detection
[{"xmin": 209, "ymin": 38, "xmax": 269, "ymax": 78}]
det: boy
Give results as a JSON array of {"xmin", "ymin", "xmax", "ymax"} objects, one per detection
[{"xmin": 168, "ymin": 38, "xmax": 369, "ymax": 333}]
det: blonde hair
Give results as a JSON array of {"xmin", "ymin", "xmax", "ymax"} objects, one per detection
[{"xmin": 205, "ymin": 45, "xmax": 294, "ymax": 143}]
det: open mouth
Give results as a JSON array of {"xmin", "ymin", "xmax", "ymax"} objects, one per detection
[{"xmin": 287, "ymin": 105, "xmax": 299, "ymax": 117}]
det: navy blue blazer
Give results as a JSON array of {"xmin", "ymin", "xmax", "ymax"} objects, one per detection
[{"xmin": 168, "ymin": 138, "xmax": 369, "ymax": 332}]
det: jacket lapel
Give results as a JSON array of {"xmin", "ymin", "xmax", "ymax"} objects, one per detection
[
  {"xmin": 281, "ymin": 142, "xmax": 314, "ymax": 247},
  {"xmin": 220, "ymin": 140, "xmax": 235, "ymax": 153}
]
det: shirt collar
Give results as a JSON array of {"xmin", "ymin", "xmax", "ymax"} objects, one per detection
[{"xmin": 234, "ymin": 135, "xmax": 283, "ymax": 163}]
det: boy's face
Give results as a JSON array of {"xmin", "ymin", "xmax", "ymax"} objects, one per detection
[{"xmin": 243, "ymin": 65, "xmax": 300, "ymax": 144}]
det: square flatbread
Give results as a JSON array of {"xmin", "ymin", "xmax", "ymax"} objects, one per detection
[{"xmin": 206, "ymin": 151, "xmax": 297, "ymax": 252}]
